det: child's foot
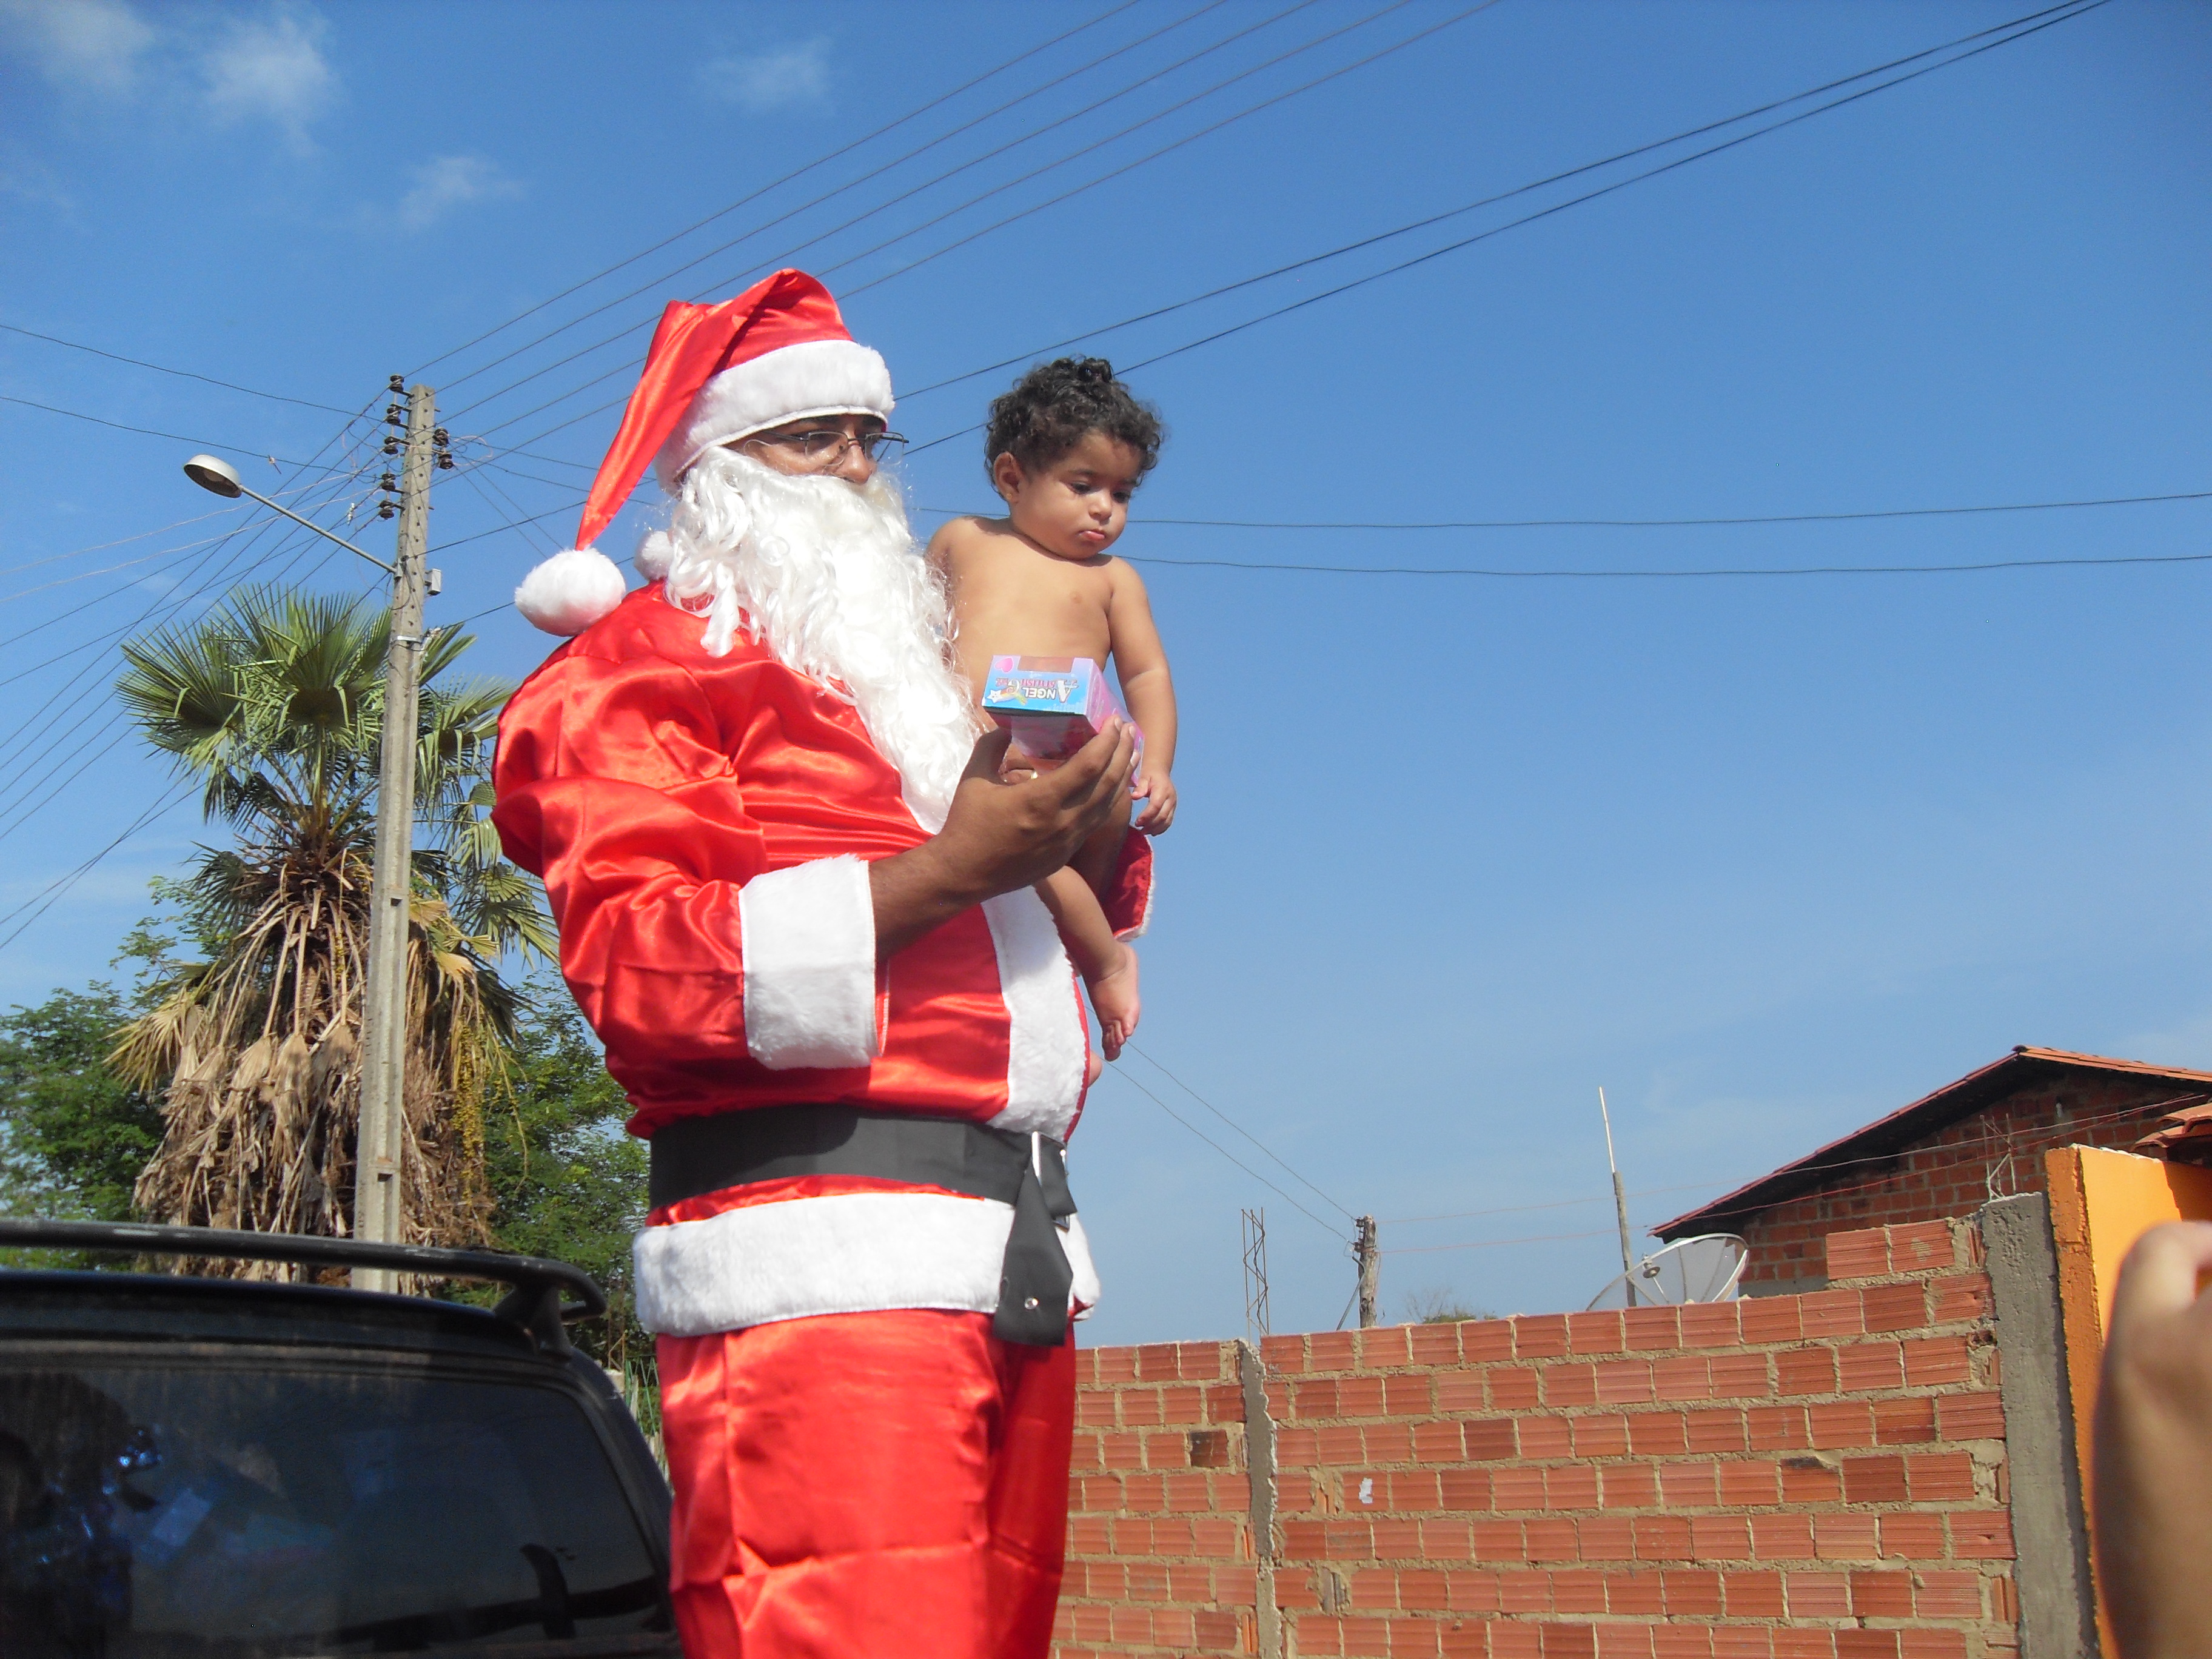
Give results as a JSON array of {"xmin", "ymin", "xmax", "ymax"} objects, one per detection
[{"xmin": 1087, "ymin": 943, "xmax": 1141, "ymax": 1062}]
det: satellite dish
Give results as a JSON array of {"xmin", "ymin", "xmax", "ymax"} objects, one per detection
[{"xmin": 1586, "ymin": 1234, "xmax": 1746, "ymax": 1311}]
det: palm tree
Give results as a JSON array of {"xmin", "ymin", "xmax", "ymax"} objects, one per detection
[{"xmin": 109, "ymin": 587, "xmax": 552, "ymax": 1268}]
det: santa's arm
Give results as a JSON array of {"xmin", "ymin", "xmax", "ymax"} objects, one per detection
[
  {"xmin": 493, "ymin": 652, "xmax": 878, "ymax": 1071},
  {"xmin": 865, "ymin": 724, "xmax": 1144, "ymax": 958}
]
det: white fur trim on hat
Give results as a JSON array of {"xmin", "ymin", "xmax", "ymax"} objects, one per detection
[
  {"xmin": 654, "ymin": 337, "xmax": 894, "ymax": 490},
  {"xmin": 514, "ymin": 546, "xmax": 628, "ymax": 637}
]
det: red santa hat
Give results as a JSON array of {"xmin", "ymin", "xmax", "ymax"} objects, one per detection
[{"xmin": 514, "ymin": 269, "xmax": 893, "ymax": 635}]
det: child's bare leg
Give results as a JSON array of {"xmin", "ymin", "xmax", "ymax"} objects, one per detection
[
  {"xmin": 1036, "ymin": 865, "xmax": 1140, "ymax": 1060},
  {"xmin": 1070, "ymin": 780, "xmax": 1133, "ymax": 900}
]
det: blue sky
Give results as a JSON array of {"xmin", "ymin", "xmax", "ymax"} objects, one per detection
[{"xmin": 2, "ymin": 0, "xmax": 2207, "ymax": 1344}]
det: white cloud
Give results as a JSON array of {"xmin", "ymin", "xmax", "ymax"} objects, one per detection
[
  {"xmin": 699, "ymin": 38, "xmax": 830, "ymax": 114},
  {"xmin": 395, "ymin": 153, "xmax": 522, "ymax": 233},
  {"xmin": 201, "ymin": 4, "xmax": 334, "ymax": 148},
  {"xmin": 0, "ymin": 0, "xmax": 155, "ymax": 93}
]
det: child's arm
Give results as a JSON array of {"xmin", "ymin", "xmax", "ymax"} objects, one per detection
[
  {"xmin": 1036, "ymin": 866, "xmax": 1140, "ymax": 1059},
  {"xmin": 1105, "ymin": 559, "xmax": 1177, "ymax": 833}
]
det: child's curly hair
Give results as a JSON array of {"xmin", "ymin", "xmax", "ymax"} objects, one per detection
[{"xmin": 984, "ymin": 358, "xmax": 1165, "ymax": 486}]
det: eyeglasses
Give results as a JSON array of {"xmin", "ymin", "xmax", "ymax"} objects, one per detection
[{"xmin": 740, "ymin": 427, "xmax": 908, "ymax": 468}]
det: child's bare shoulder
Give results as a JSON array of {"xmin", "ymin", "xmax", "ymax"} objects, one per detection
[
  {"xmin": 1102, "ymin": 554, "xmax": 1151, "ymax": 602},
  {"xmin": 928, "ymin": 513, "xmax": 1021, "ymax": 568}
]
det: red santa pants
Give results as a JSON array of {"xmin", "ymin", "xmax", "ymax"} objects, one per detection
[{"xmin": 657, "ymin": 1308, "xmax": 1076, "ymax": 1658}]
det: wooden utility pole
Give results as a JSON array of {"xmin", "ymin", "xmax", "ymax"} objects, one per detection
[
  {"xmin": 352, "ymin": 380, "xmax": 436, "ymax": 1290},
  {"xmin": 1354, "ymin": 1215, "xmax": 1379, "ymax": 1329}
]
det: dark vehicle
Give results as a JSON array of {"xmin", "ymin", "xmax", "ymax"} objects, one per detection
[{"xmin": 0, "ymin": 1219, "xmax": 677, "ymax": 1657}]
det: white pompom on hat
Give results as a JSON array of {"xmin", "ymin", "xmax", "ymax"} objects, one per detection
[
  {"xmin": 514, "ymin": 548, "xmax": 629, "ymax": 637},
  {"xmin": 511, "ymin": 269, "xmax": 894, "ymax": 637}
]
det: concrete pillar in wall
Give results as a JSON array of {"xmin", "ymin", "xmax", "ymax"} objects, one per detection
[
  {"xmin": 1236, "ymin": 1339, "xmax": 1284, "ymax": 1659},
  {"xmin": 1979, "ymin": 1194, "xmax": 2099, "ymax": 1659}
]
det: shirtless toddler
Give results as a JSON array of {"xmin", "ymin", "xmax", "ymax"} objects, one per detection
[{"xmin": 928, "ymin": 358, "xmax": 1176, "ymax": 1059}]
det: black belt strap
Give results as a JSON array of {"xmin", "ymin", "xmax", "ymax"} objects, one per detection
[{"xmin": 648, "ymin": 1105, "xmax": 1076, "ymax": 1346}]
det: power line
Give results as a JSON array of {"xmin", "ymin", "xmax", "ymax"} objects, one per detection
[
  {"xmin": 1101, "ymin": 1, "xmax": 2111, "ymax": 392},
  {"xmin": 1119, "ymin": 548, "xmax": 2212, "ymax": 579},
  {"xmin": 0, "ymin": 503, "xmax": 243, "ymax": 581},
  {"xmin": 900, "ymin": 0, "xmax": 2107, "ymax": 459},
  {"xmin": 0, "ymin": 529, "xmax": 246, "ymax": 605},
  {"xmin": 1382, "ymin": 1225, "xmax": 1627, "ymax": 1256},
  {"xmin": 0, "ymin": 781, "xmax": 196, "ymax": 953},
  {"xmin": 0, "ymin": 393, "xmax": 351, "ymax": 473},
  {"xmin": 890, "ymin": 0, "xmax": 2097, "ymax": 411},
  {"xmin": 817, "ymin": 0, "xmax": 1460, "ymax": 290},
  {"xmin": 410, "ymin": 0, "xmax": 1151, "ymax": 380},
  {"xmin": 1378, "ymin": 1088, "xmax": 2207, "ymax": 1243},
  {"xmin": 438, "ymin": 0, "xmax": 1245, "ymax": 409},
  {"xmin": 430, "ymin": 498, "xmax": 584, "ymax": 555},
  {"xmin": 0, "ymin": 423, "xmax": 381, "ymax": 826},
  {"xmin": 453, "ymin": 0, "xmax": 1329, "ymax": 427},
  {"xmin": 0, "ymin": 449, "xmax": 377, "ymax": 658},
  {"xmin": 1105, "ymin": 1062, "xmax": 1347, "ymax": 1239},
  {"xmin": 911, "ymin": 486, "xmax": 2212, "ymax": 533},
  {"xmin": 1057, "ymin": 488, "xmax": 2212, "ymax": 532},
  {"xmin": 1380, "ymin": 1180, "xmax": 1726, "ymax": 1227},
  {"xmin": 1122, "ymin": 1041, "xmax": 1359, "ymax": 1222},
  {"xmin": 0, "ymin": 320, "xmax": 359, "ymax": 415},
  {"xmin": 840, "ymin": 0, "xmax": 1500, "ymax": 300}
]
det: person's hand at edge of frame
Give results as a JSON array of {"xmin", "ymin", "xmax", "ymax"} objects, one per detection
[{"xmin": 2094, "ymin": 1218, "xmax": 2212, "ymax": 1659}]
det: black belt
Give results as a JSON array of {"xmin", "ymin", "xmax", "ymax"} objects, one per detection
[{"xmin": 648, "ymin": 1104, "xmax": 1078, "ymax": 1347}]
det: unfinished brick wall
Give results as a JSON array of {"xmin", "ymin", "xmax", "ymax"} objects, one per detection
[
  {"xmin": 1737, "ymin": 1077, "xmax": 2193, "ymax": 1293},
  {"xmin": 1056, "ymin": 1219, "xmax": 2018, "ymax": 1659}
]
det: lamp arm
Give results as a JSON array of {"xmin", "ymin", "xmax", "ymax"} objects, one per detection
[{"xmin": 235, "ymin": 482, "xmax": 395, "ymax": 576}]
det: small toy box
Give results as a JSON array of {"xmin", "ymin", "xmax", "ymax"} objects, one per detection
[{"xmin": 980, "ymin": 655, "xmax": 1142, "ymax": 773}]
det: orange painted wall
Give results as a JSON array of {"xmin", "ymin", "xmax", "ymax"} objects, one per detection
[{"xmin": 2041, "ymin": 1146, "xmax": 2212, "ymax": 1658}]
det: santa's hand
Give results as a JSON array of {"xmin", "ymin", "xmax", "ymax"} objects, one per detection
[
  {"xmin": 870, "ymin": 722, "xmax": 1136, "ymax": 962},
  {"xmin": 1132, "ymin": 771, "xmax": 1176, "ymax": 834},
  {"xmin": 2094, "ymin": 1219, "xmax": 2212, "ymax": 1659}
]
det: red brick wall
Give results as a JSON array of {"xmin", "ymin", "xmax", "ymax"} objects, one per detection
[
  {"xmin": 1057, "ymin": 1220, "xmax": 2016, "ymax": 1659},
  {"xmin": 1735, "ymin": 1077, "xmax": 2190, "ymax": 1292}
]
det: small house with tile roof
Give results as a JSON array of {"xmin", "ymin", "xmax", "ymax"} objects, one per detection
[{"xmin": 1652, "ymin": 1045, "xmax": 2212, "ymax": 1295}]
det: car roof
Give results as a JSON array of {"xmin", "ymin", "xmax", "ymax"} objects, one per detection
[{"xmin": 0, "ymin": 1267, "xmax": 548, "ymax": 1364}]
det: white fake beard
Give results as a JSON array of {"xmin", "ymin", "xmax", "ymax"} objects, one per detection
[{"xmin": 641, "ymin": 447, "xmax": 978, "ymax": 829}]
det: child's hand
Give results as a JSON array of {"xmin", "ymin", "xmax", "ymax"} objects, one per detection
[
  {"xmin": 1087, "ymin": 943, "xmax": 1141, "ymax": 1061},
  {"xmin": 1132, "ymin": 771, "xmax": 1176, "ymax": 834}
]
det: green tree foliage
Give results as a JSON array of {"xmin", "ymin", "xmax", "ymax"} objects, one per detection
[
  {"xmin": 475, "ymin": 987, "xmax": 649, "ymax": 1370},
  {"xmin": 0, "ymin": 984, "xmax": 162, "ymax": 1224}
]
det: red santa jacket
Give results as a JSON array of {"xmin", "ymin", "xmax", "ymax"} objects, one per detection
[{"xmin": 493, "ymin": 583, "xmax": 1153, "ymax": 1333}]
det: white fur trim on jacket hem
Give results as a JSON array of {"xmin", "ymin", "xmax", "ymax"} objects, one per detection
[
  {"xmin": 980, "ymin": 888, "xmax": 1086, "ymax": 1139},
  {"xmin": 737, "ymin": 855, "xmax": 879, "ymax": 1070},
  {"xmin": 514, "ymin": 546, "xmax": 629, "ymax": 637},
  {"xmin": 632, "ymin": 1189, "xmax": 1101, "ymax": 1336},
  {"xmin": 655, "ymin": 338, "xmax": 894, "ymax": 490}
]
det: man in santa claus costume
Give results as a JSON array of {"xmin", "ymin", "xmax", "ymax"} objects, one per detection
[{"xmin": 493, "ymin": 269, "xmax": 1151, "ymax": 1658}]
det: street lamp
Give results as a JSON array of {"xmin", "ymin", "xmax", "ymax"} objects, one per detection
[
  {"xmin": 181, "ymin": 398, "xmax": 439, "ymax": 1293},
  {"xmin": 183, "ymin": 454, "xmax": 394, "ymax": 575}
]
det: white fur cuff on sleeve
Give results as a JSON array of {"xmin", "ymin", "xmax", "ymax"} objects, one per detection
[{"xmin": 738, "ymin": 855, "xmax": 879, "ymax": 1070}]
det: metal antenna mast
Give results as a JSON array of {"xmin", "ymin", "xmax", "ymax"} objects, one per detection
[
  {"xmin": 1241, "ymin": 1207, "xmax": 1270, "ymax": 1342},
  {"xmin": 1598, "ymin": 1087, "xmax": 1637, "ymax": 1303}
]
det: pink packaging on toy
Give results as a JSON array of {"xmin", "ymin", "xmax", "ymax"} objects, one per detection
[{"xmin": 980, "ymin": 655, "xmax": 1143, "ymax": 774}]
